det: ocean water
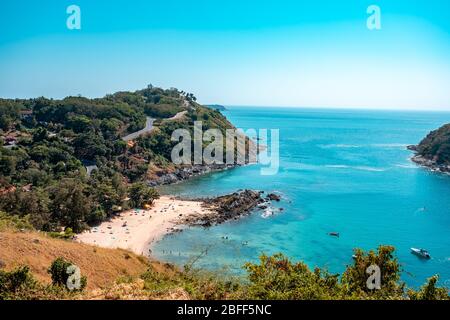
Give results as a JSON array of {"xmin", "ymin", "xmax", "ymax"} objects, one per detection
[{"xmin": 154, "ymin": 107, "xmax": 450, "ymax": 289}]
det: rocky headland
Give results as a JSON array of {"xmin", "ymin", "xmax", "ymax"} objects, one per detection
[{"xmin": 408, "ymin": 123, "xmax": 450, "ymax": 174}]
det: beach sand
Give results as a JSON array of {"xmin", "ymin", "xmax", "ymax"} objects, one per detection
[{"xmin": 75, "ymin": 196, "xmax": 211, "ymax": 256}]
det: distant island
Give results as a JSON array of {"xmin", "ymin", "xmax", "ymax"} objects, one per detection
[
  {"xmin": 408, "ymin": 123, "xmax": 450, "ymax": 173},
  {"xmin": 206, "ymin": 104, "xmax": 227, "ymax": 111}
]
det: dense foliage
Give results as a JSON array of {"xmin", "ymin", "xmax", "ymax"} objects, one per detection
[
  {"xmin": 48, "ymin": 257, "xmax": 87, "ymax": 291},
  {"xmin": 1, "ymin": 85, "xmax": 225, "ymax": 232},
  {"xmin": 1, "ymin": 245, "xmax": 446, "ymax": 300},
  {"xmin": 238, "ymin": 246, "xmax": 448, "ymax": 300},
  {"xmin": 0, "ymin": 84, "xmax": 243, "ymax": 232}
]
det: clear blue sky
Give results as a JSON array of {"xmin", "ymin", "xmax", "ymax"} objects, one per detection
[{"xmin": 0, "ymin": 0, "xmax": 449, "ymax": 110}]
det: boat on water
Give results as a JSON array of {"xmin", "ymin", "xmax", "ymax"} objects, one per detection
[
  {"xmin": 328, "ymin": 232, "xmax": 340, "ymax": 237},
  {"xmin": 411, "ymin": 248, "xmax": 431, "ymax": 259}
]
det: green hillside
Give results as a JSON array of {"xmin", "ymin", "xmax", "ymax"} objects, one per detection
[{"xmin": 0, "ymin": 86, "xmax": 238, "ymax": 233}]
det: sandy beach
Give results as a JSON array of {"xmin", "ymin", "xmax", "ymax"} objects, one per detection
[{"xmin": 75, "ymin": 196, "xmax": 212, "ymax": 256}]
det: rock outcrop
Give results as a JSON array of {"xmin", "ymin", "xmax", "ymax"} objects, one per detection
[
  {"xmin": 408, "ymin": 123, "xmax": 450, "ymax": 174},
  {"xmin": 180, "ymin": 190, "xmax": 282, "ymax": 227}
]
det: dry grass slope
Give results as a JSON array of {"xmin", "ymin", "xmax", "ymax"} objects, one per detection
[{"xmin": 0, "ymin": 230, "xmax": 155, "ymax": 290}]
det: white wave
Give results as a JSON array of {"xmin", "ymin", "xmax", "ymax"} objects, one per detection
[
  {"xmin": 354, "ymin": 166, "xmax": 386, "ymax": 172},
  {"xmin": 319, "ymin": 143, "xmax": 409, "ymax": 150},
  {"xmin": 260, "ymin": 205, "xmax": 285, "ymax": 218},
  {"xmin": 395, "ymin": 163, "xmax": 417, "ymax": 169},
  {"xmin": 325, "ymin": 165, "xmax": 350, "ymax": 168},
  {"xmin": 325, "ymin": 165, "xmax": 386, "ymax": 172},
  {"xmin": 261, "ymin": 208, "xmax": 275, "ymax": 218},
  {"xmin": 319, "ymin": 144, "xmax": 360, "ymax": 149},
  {"xmin": 371, "ymin": 143, "xmax": 409, "ymax": 148}
]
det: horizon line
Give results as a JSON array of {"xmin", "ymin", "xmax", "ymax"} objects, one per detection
[
  {"xmin": 217, "ymin": 104, "xmax": 450, "ymax": 113},
  {"xmin": 2, "ymin": 91, "xmax": 449, "ymax": 113}
]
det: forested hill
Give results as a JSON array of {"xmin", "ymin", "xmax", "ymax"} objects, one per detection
[
  {"xmin": 0, "ymin": 85, "xmax": 237, "ymax": 232},
  {"xmin": 412, "ymin": 123, "xmax": 450, "ymax": 171}
]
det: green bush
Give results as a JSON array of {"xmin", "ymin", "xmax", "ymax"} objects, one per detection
[
  {"xmin": 0, "ymin": 264, "xmax": 79, "ymax": 300},
  {"xmin": 0, "ymin": 212, "xmax": 33, "ymax": 231},
  {"xmin": 239, "ymin": 246, "xmax": 449, "ymax": 300},
  {"xmin": 0, "ymin": 266, "xmax": 36, "ymax": 299},
  {"xmin": 129, "ymin": 183, "xmax": 159, "ymax": 208},
  {"xmin": 48, "ymin": 257, "xmax": 87, "ymax": 291},
  {"xmin": 47, "ymin": 228, "xmax": 75, "ymax": 240}
]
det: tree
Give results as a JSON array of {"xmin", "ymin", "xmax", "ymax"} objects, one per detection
[
  {"xmin": 94, "ymin": 182, "xmax": 121, "ymax": 214},
  {"xmin": 128, "ymin": 183, "xmax": 159, "ymax": 208},
  {"xmin": 32, "ymin": 127, "xmax": 49, "ymax": 143},
  {"xmin": 66, "ymin": 114, "xmax": 92, "ymax": 133},
  {"xmin": 73, "ymin": 132, "xmax": 109, "ymax": 160},
  {"xmin": 0, "ymin": 155, "xmax": 16, "ymax": 176},
  {"xmin": 48, "ymin": 179, "xmax": 93, "ymax": 232},
  {"xmin": 243, "ymin": 253, "xmax": 340, "ymax": 299},
  {"xmin": 241, "ymin": 246, "xmax": 449, "ymax": 300},
  {"xmin": 0, "ymin": 101, "xmax": 20, "ymax": 130},
  {"xmin": 341, "ymin": 245, "xmax": 404, "ymax": 299},
  {"xmin": 408, "ymin": 275, "xmax": 449, "ymax": 300},
  {"xmin": 0, "ymin": 266, "xmax": 36, "ymax": 299},
  {"xmin": 20, "ymin": 188, "xmax": 51, "ymax": 230},
  {"xmin": 48, "ymin": 257, "xmax": 87, "ymax": 291}
]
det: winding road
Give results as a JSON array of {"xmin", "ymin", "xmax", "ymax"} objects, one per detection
[
  {"xmin": 121, "ymin": 116, "xmax": 154, "ymax": 142},
  {"xmin": 121, "ymin": 111, "xmax": 187, "ymax": 142},
  {"xmin": 121, "ymin": 111, "xmax": 188, "ymax": 142}
]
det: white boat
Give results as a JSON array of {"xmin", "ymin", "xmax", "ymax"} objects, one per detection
[{"xmin": 411, "ymin": 248, "xmax": 431, "ymax": 259}]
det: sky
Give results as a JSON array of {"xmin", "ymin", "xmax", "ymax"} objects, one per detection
[{"xmin": 0, "ymin": 0, "xmax": 449, "ymax": 110}]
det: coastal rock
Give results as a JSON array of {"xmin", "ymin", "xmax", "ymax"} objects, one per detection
[
  {"xmin": 410, "ymin": 154, "xmax": 450, "ymax": 174},
  {"xmin": 409, "ymin": 123, "xmax": 450, "ymax": 174},
  {"xmin": 266, "ymin": 193, "xmax": 281, "ymax": 202},
  {"xmin": 180, "ymin": 190, "xmax": 270, "ymax": 227},
  {"xmin": 147, "ymin": 164, "xmax": 238, "ymax": 187}
]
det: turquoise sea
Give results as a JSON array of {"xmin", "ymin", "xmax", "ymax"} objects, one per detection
[{"xmin": 154, "ymin": 107, "xmax": 450, "ymax": 288}]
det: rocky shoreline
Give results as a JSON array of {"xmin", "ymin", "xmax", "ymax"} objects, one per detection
[
  {"xmin": 176, "ymin": 190, "xmax": 282, "ymax": 227},
  {"xmin": 147, "ymin": 164, "xmax": 240, "ymax": 187},
  {"xmin": 408, "ymin": 145, "xmax": 450, "ymax": 174}
]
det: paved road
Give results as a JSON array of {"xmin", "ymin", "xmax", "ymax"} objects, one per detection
[
  {"xmin": 121, "ymin": 111, "xmax": 187, "ymax": 142},
  {"xmin": 121, "ymin": 116, "xmax": 154, "ymax": 141}
]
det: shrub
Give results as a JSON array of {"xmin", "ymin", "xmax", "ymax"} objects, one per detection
[
  {"xmin": 47, "ymin": 228, "xmax": 75, "ymax": 240},
  {"xmin": 0, "ymin": 212, "xmax": 33, "ymax": 231},
  {"xmin": 0, "ymin": 266, "xmax": 36, "ymax": 299},
  {"xmin": 241, "ymin": 247, "xmax": 449, "ymax": 300},
  {"xmin": 129, "ymin": 183, "xmax": 160, "ymax": 208},
  {"xmin": 408, "ymin": 275, "xmax": 449, "ymax": 300},
  {"xmin": 48, "ymin": 257, "xmax": 87, "ymax": 291}
]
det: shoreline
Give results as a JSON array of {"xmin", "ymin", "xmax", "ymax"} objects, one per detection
[
  {"xmin": 75, "ymin": 189, "xmax": 274, "ymax": 257},
  {"xmin": 410, "ymin": 154, "xmax": 450, "ymax": 175},
  {"xmin": 407, "ymin": 145, "xmax": 450, "ymax": 175},
  {"xmin": 75, "ymin": 196, "xmax": 213, "ymax": 257},
  {"xmin": 148, "ymin": 164, "xmax": 239, "ymax": 187}
]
